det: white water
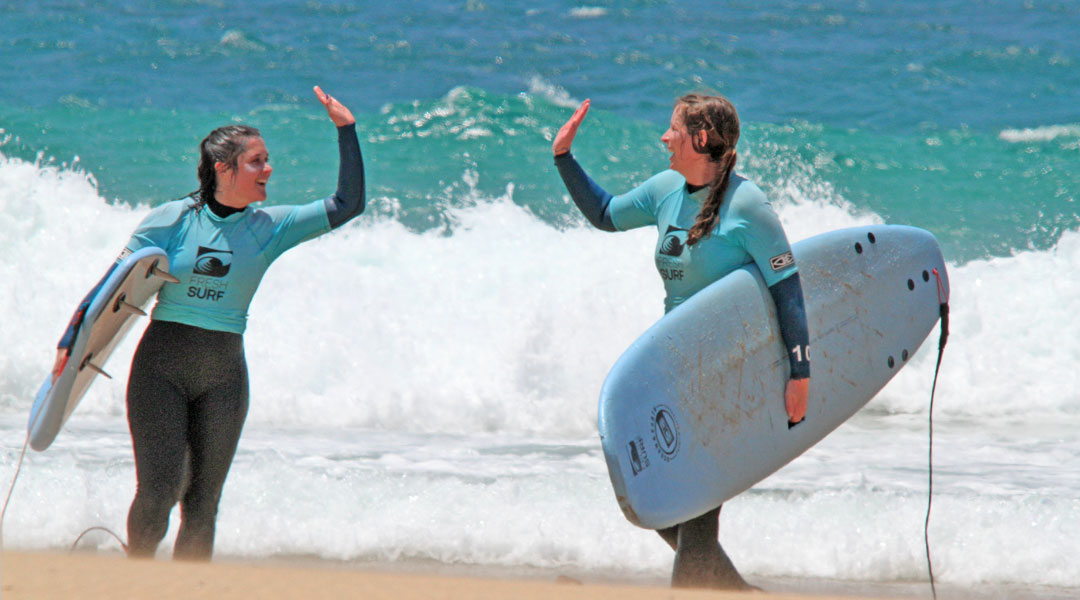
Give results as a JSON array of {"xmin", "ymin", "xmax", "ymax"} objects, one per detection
[
  {"xmin": 1, "ymin": 151, "xmax": 1077, "ymax": 591},
  {"xmin": 998, "ymin": 124, "xmax": 1080, "ymax": 143}
]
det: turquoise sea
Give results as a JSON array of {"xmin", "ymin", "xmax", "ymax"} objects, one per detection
[{"xmin": 1, "ymin": 1, "xmax": 1078, "ymax": 596}]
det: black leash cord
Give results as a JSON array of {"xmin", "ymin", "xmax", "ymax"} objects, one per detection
[
  {"xmin": 925, "ymin": 268, "xmax": 950, "ymax": 600},
  {"xmin": 70, "ymin": 526, "xmax": 128, "ymax": 553}
]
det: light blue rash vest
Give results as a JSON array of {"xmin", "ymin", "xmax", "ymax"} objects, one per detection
[
  {"xmin": 608, "ymin": 170, "xmax": 798, "ymax": 313},
  {"xmin": 123, "ymin": 197, "xmax": 331, "ymax": 334}
]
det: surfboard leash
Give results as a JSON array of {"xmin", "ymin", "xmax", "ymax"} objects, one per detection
[
  {"xmin": 0, "ymin": 430, "xmax": 32, "ymax": 581},
  {"xmin": 1, "ymin": 383, "xmax": 52, "ymax": 562},
  {"xmin": 925, "ymin": 268, "xmax": 950, "ymax": 600},
  {"xmin": 2, "ymin": 418, "xmax": 130, "ymax": 563},
  {"xmin": 1, "ymin": 436, "xmax": 129, "ymax": 554},
  {"xmin": 70, "ymin": 526, "xmax": 127, "ymax": 553}
]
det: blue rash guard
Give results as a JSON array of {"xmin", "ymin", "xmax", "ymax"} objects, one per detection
[
  {"xmin": 59, "ymin": 123, "xmax": 365, "ymax": 344},
  {"xmin": 123, "ymin": 195, "xmax": 329, "ymax": 333},
  {"xmin": 555, "ymin": 152, "xmax": 810, "ymax": 379},
  {"xmin": 55, "ymin": 123, "xmax": 365, "ymax": 561}
]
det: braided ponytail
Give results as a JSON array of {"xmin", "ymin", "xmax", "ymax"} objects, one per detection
[
  {"xmin": 678, "ymin": 94, "xmax": 740, "ymax": 246},
  {"xmin": 187, "ymin": 125, "xmax": 261, "ymax": 208}
]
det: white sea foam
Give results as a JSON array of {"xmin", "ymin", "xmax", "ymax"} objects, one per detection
[
  {"xmin": 0, "ymin": 152, "xmax": 145, "ymax": 415},
  {"xmin": 525, "ymin": 75, "xmax": 580, "ymax": 109},
  {"xmin": 569, "ymin": 7, "xmax": 608, "ymax": 19},
  {"xmin": 2, "ymin": 151, "xmax": 1078, "ymax": 591},
  {"xmin": 2, "ymin": 150, "xmax": 1077, "ymax": 429},
  {"xmin": 880, "ymin": 229, "xmax": 1080, "ymax": 420},
  {"xmin": 5, "ymin": 416, "xmax": 1077, "ymax": 589},
  {"xmin": 998, "ymin": 124, "xmax": 1080, "ymax": 143},
  {"xmin": 219, "ymin": 29, "xmax": 266, "ymax": 52}
]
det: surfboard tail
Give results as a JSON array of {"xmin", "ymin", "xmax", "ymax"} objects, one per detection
[{"xmin": 598, "ymin": 433, "xmax": 643, "ymax": 527}]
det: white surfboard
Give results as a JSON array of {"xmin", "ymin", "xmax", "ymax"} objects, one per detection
[
  {"xmin": 598, "ymin": 225, "xmax": 949, "ymax": 529},
  {"xmin": 28, "ymin": 247, "xmax": 177, "ymax": 451}
]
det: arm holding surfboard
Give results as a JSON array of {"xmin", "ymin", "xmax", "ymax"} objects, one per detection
[
  {"xmin": 52, "ymin": 261, "xmax": 121, "ymax": 381},
  {"xmin": 553, "ymin": 99, "xmax": 809, "ymax": 424},
  {"xmin": 552, "ymin": 94, "xmax": 811, "ymax": 590},
  {"xmin": 50, "ymin": 86, "xmax": 363, "ymax": 383},
  {"xmin": 37, "ymin": 87, "xmax": 367, "ymax": 562}
]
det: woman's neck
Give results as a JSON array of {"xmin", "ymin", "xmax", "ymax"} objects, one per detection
[
  {"xmin": 681, "ymin": 159, "xmax": 718, "ymax": 188},
  {"xmin": 206, "ymin": 194, "xmax": 244, "ymax": 217}
]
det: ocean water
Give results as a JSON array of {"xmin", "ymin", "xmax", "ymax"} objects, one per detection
[{"xmin": 1, "ymin": 0, "xmax": 1078, "ymax": 595}]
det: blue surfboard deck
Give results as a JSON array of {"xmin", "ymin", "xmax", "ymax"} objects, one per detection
[
  {"xmin": 598, "ymin": 225, "xmax": 949, "ymax": 529},
  {"xmin": 29, "ymin": 247, "xmax": 173, "ymax": 451}
]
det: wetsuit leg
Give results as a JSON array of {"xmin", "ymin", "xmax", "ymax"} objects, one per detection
[
  {"xmin": 173, "ymin": 355, "xmax": 249, "ymax": 560},
  {"xmin": 670, "ymin": 505, "xmax": 754, "ymax": 590},
  {"xmin": 126, "ymin": 324, "xmax": 190, "ymax": 558},
  {"xmin": 125, "ymin": 320, "xmax": 247, "ymax": 561}
]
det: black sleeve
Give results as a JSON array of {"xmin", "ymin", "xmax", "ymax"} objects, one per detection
[
  {"xmin": 325, "ymin": 123, "xmax": 366, "ymax": 229},
  {"xmin": 768, "ymin": 272, "xmax": 811, "ymax": 379},
  {"xmin": 553, "ymin": 152, "xmax": 616, "ymax": 232}
]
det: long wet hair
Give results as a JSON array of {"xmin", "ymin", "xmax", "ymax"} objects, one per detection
[
  {"xmin": 679, "ymin": 94, "xmax": 740, "ymax": 246},
  {"xmin": 189, "ymin": 124, "xmax": 262, "ymax": 208}
]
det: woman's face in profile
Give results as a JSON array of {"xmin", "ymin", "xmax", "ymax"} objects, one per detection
[{"xmin": 660, "ymin": 107, "xmax": 700, "ymax": 178}]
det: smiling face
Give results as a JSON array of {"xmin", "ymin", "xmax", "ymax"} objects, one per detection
[
  {"xmin": 215, "ymin": 136, "xmax": 272, "ymax": 208},
  {"xmin": 660, "ymin": 107, "xmax": 709, "ymax": 183}
]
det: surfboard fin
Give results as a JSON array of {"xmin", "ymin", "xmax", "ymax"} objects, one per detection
[
  {"xmin": 82, "ymin": 360, "xmax": 112, "ymax": 380},
  {"xmin": 150, "ymin": 265, "xmax": 180, "ymax": 284},
  {"xmin": 113, "ymin": 296, "xmax": 148, "ymax": 317}
]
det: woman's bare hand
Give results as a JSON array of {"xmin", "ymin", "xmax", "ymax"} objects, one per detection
[{"xmin": 553, "ymin": 99, "xmax": 590, "ymax": 156}]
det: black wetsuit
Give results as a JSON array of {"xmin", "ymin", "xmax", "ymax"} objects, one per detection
[
  {"xmin": 125, "ymin": 320, "xmax": 249, "ymax": 559},
  {"xmin": 62, "ymin": 124, "xmax": 366, "ymax": 559}
]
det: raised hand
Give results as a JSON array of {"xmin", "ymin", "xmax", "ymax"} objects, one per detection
[
  {"xmin": 552, "ymin": 99, "xmax": 590, "ymax": 156},
  {"xmin": 314, "ymin": 85, "xmax": 356, "ymax": 127}
]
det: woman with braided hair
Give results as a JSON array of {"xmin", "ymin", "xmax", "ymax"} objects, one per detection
[
  {"xmin": 552, "ymin": 94, "xmax": 811, "ymax": 589},
  {"xmin": 52, "ymin": 86, "xmax": 366, "ymax": 560}
]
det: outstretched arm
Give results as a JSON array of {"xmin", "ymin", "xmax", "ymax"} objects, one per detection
[
  {"xmin": 552, "ymin": 100, "xmax": 616, "ymax": 232},
  {"xmin": 314, "ymin": 86, "xmax": 366, "ymax": 229},
  {"xmin": 554, "ymin": 153, "xmax": 616, "ymax": 232}
]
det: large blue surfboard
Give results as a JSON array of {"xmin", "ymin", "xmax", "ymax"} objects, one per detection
[
  {"xmin": 29, "ymin": 247, "xmax": 176, "ymax": 451},
  {"xmin": 598, "ymin": 225, "xmax": 949, "ymax": 529}
]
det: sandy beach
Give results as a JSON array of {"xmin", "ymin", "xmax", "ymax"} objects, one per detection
[
  {"xmin": 6, "ymin": 550, "xmax": 1080, "ymax": 600},
  {"xmin": 0, "ymin": 551, "xmax": 894, "ymax": 600}
]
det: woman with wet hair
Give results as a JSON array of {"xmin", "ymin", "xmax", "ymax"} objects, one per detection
[
  {"xmin": 552, "ymin": 94, "xmax": 811, "ymax": 589},
  {"xmin": 53, "ymin": 86, "xmax": 366, "ymax": 560}
]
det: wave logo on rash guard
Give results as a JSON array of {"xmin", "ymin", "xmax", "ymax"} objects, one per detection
[
  {"xmin": 194, "ymin": 246, "xmax": 232, "ymax": 277},
  {"xmin": 659, "ymin": 225, "xmax": 687, "ymax": 257}
]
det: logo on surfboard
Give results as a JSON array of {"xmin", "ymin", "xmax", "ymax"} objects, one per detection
[
  {"xmin": 194, "ymin": 246, "xmax": 232, "ymax": 277},
  {"xmin": 650, "ymin": 405, "xmax": 680, "ymax": 461},
  {"xmin": 627, "ymin": 436, "xmax": 651, "ymax": 475}
]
